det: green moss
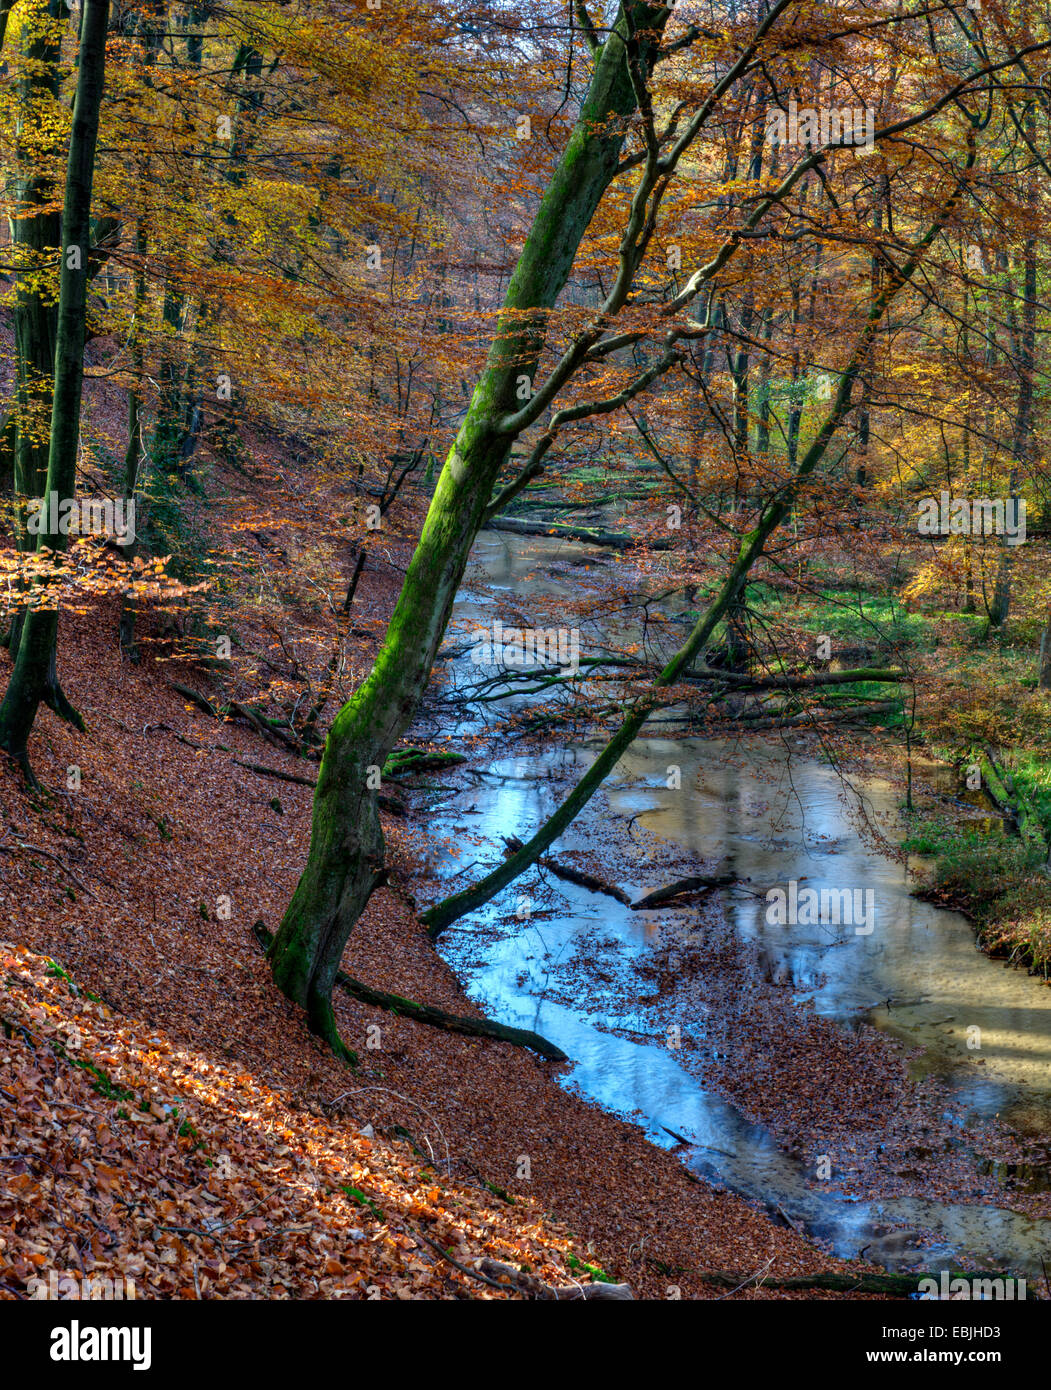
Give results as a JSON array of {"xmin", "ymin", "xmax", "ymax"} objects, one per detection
[{"xmin": 340, "ymin": 1184, "xmax": 385, "ymax": 1224}]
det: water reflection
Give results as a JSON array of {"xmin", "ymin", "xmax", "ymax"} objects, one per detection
[{"xmin": 428, "ymin": 531, "xmax": 1051, "ymax": 1276}]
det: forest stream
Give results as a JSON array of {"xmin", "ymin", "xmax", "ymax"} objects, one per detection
[{"xmin": 423, "ymin": 531, "xmax": 1051, "ymax": 1280}]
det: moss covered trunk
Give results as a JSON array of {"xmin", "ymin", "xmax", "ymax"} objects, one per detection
[
  {"xmin": 268, "ymin": 3, "xmax": 672, "ymax": 1048},
  {"xmin": 6, "ymin": 0, "xmax": 64, "ymax": 661},
  {"xmin": 0, "ymin": 0, "xmax": 110, "ymax": 768}
]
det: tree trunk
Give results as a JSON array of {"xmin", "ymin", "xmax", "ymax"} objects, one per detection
[
  {"xmin": 0, "ymin": 0, "xmax": 16, "ymax": 52},
  {"xmin": 422, "ymin": 178, "xmax": 972, "ymax": 937},
  {"xmin": 120, "ymin": 216, "xmax": 149, "ymax": 660},
  {"xmin": 989, "ymin": 144, "xmax": 1035, "ymax": 632},
  {"xmin": 1039, "ymin": 607, "xmax": 1051, "ymax": 690},
  {"xmin": 7, "ymin": 1, "xmax": 65, "ymax": 660},
  {"xmin": 268, "ymin": 2, "xmax": 673, "ymax": 1052},
  {"xmin": 0, "ymin": 0, "xmax": 110, "ymax": 772}
]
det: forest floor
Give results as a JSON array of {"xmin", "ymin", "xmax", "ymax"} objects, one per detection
[
  {"xmin": 0, "ymin": 565, "xmax": 904, "ymax": 1299},
  {"xmin": 2, "ymin": 355, "xmax": 1041, "ymax": 1299}
]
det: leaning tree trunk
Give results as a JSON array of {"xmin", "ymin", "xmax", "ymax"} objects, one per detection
[
  {"xmin": 0, "ymin": 0, "xmax": 111, "ymax": 774},
  {"xmin": 267, "ymin": 2, "xmax": 673, "ymax": 1053},
  {"xmin": 422, "ymin": 170, "xmax": 971, "ymax": 936}
]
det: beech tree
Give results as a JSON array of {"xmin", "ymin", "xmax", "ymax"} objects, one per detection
[
  {"xmin": 0, "ymin": 0, "xmax": 1045, "ymax": 1058},
  {"xmin": 0, "ymin": 0, "xmax": 111, "ymax": 773},
  {"xmin": 265, "ymin": 0, "xmax": 691, "ymax": 1050},
  {"xmin": 266, "ymin": 0, "xmax": 1051, "ymax": 1053}
]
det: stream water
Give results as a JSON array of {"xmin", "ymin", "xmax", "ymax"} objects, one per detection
[{"xmin": 425, "ymin": 530, "xmax": 1051, "ymax": 1278}]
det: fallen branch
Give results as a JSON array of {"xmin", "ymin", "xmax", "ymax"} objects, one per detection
[
  {"xmin": 410, "ymin": 1233, "xmax": 630, "ymax": 1300},
  {"xmin": 170, "ymin": 682, "xmax": 309, "ymax": 757},
  {"xmin": 631, "ymin": 872, "xmax": 737, "ymax": 910},
  {"xmin": 229, "ymin": 700, "xmax": 304, "ymax": 757},
  {"xmin": 0, "ymin": 841, "xmax": 99, "ymax": 901},
  {"xmin": 412, "ymin": 1228, "xmax": 523, "ymax": 1294},
  {"xmin": 693, "ymin": 666, "xmax": 905, "ymax": 690},
  {"xmin": 252, "ymin": 923, "xmax": 566, "ymax": 1061},
  {"xmin": 475, "ymin": 1256, "xmax": 633, "ymax": 1301},
  {"xmin": 146, "ymin": 721, "xmax": 232, "ymax": 754},
  {"xmin": 502, "ymin": 834, "xmax": 631, "ymax": 904},
  {"xmin": 722, "ymin": 701, "xmax": 900, "ymax": 733},
  {"xmin": 169, "ymin": 681, "xmax": 220, "ymax": 718},
  {"xmin": 486, "ymin": 515, "xmax": 672, "ymax": 550}
]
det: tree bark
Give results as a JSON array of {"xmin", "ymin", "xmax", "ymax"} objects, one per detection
[
  {"xmin": 1039, "ymin": 606, "xmax": 1051, "ymax": 690},
  {"xmin": 267, "ymin": 2, "xmax": 674, "ymax": 1052},
  {"xmin": 7, "ymin": 1, "xmax": 65, "ymax": 660},
  {"xmin": 990, "ymin": 125, "xmax": 1036, "ymax": 631},
  {"xmin": 0, "ymin": 0, "xmax": 110, "ymax": 772}
]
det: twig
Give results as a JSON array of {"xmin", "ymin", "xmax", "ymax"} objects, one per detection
[
  {"xmin": 714, "ymin": 1257, "xmax": 775, "ymax": 1301},
  {"xmin": 0, "ymin": 841, "xmax": 99, "ymax": 901}
]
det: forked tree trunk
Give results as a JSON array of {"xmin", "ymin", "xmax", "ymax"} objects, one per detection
[
  {"xmin": 268, "ymin": 2, "xmax": 673, "ymax": 1052},
  {"xmin": 0, "ymin": 0, "xmax": 110, "ymax": 772}
]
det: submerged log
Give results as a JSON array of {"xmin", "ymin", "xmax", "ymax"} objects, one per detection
[
  {"xmin": 631, "ymin": 872, "xmax": 737, "ymax": 910},
  {"xmin": 486, "ymin": 516, "xmax": 672, "ymax": 550},
  {"xmin": 502, "ymin": 834, "xmax": 632, "ymax": 904}
]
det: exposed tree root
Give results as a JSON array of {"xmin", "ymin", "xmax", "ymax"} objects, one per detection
[
  {"xmin": 42, "ymin": 673, "xmax": 86, "ymax": 732},
  {"xmin": 253, "ymin": 922, "xmax": 567, "ymax": 1062},
  {"xmin": 1, "ymin": 751, "xmax": 39, "ymax": 791},
  {"xmin": 0, "ymin": 839, "xmax": 98, "ymax": 901}
]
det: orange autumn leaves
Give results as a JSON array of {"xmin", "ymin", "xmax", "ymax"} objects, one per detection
[{"xmin": 0, "ymin": 941, "xmax": 584, "ymax": 1299}]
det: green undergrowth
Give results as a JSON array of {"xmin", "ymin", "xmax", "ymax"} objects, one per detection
[{"xmin": 903, "ymin": 817, "xmax": 1051, "ymax": 977}]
